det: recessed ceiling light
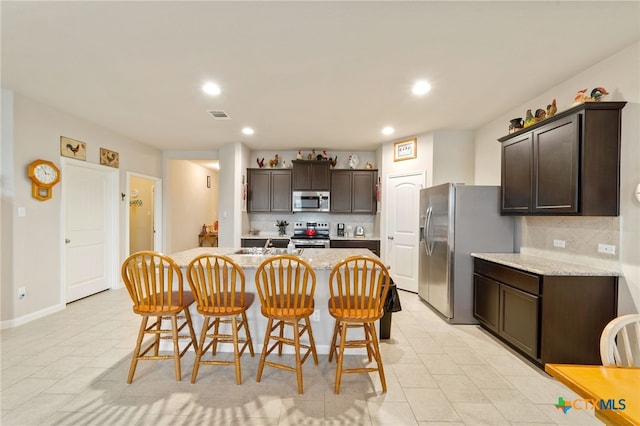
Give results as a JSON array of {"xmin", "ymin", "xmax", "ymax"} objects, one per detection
[
  {"xmin": 202, "ymin": 82, "xmax": 221, "ymax": 95},
  {"xmin": 382, "ymin": 127, "xmax": 394, "ymax": 135},
  {"xmin": 412, "ymin": 80, "xmax": 431, "ymax": 95},
  {"xmin": 242, "ymin": 127, "xmax": 254, "ymax": 135}
]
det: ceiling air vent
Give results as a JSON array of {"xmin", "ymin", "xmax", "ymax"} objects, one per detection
[{"xmin": 207, "ymin": 110, "xmax": 231, "ymax": 120}]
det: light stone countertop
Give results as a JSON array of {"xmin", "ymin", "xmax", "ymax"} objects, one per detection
[
  {"xmin": 471, "ymin": 253, "xmax": 620, "ymax": 276},
  {"xmin": 169, "ymin": 247, "xmax": 377, "ymax": 270}
]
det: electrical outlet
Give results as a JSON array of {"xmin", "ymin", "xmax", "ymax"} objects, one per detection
[
  {"xmin": 18, "ymin": 287, "xmax": 26, "ymax": 299},
  {"xmin": 311, "ymin": 311, "xmax": 320, "ymax": 322},
  {"xmin": 598, "ymin": 244, "xmax": 616, "ymax": 255},
  {"xmin": 553, "ymin": 239, "xmax": 566, "ymax": 248}
]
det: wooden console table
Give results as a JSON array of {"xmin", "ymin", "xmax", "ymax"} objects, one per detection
[{"xmin": 198, "ymin": 232, "xmax": 218, "ymax": 247}]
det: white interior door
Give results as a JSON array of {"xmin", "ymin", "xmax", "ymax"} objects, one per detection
[
  {"xmin": 63, "ymin": 160, "xmax": 118, "ymax": 302},
  {"xmin": 386, "ymin": 172, "xmax": 424, "ymax": 292}
]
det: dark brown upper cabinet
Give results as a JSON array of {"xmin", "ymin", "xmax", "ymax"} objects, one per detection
[
  {"xmin": 499, "ymin": 101, "xmax": 625, "ymax": 216},
  {"xmin": 247, "ymin": 168, "xmax": 292, "ymax": 212},
  {"xmin": 292, "ymin": 160, "xmax": 330, "ymax": 190},
  {"xmin": 330, "ymin": 169, "xmax": 377, "ymax": 214}
]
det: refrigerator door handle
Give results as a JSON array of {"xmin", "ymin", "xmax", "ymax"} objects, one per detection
[{"xmin": 424, "ymin": 206, "xmax": 434, "ymax": 256}]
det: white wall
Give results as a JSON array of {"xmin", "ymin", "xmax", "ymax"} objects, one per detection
[
  {"xmin": 1, "ymin": 90, "xmax": 163, "ymax": 326},
  {"xmin": 378, "ymin": 130, "xmax": 476, "ymax": 260},
  {"xmin": 473, "ymin": 41, "xmax": 640, "ymax": 313}
]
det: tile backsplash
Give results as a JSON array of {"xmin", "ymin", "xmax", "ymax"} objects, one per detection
[
  {"xmin": 520, "ymin": 216, "xmax": 620, "ymax": 271},
  {"xmin": 248, "ymin": 212, "xmax": 376, "ymax": 238}
]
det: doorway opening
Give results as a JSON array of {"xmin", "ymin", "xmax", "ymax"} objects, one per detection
[{"xmin": 126, "ymin": 173, "xmax": 162, "ymax": 256}]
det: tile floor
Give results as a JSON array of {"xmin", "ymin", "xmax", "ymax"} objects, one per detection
[{"xmin": 1, "ymin": 288, "xmax": 602, "ymax": 425}]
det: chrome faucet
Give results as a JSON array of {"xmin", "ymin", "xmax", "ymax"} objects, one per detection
[{"xmin": 264, "ymin": 238, "xmax": 272, "ymax": 249}]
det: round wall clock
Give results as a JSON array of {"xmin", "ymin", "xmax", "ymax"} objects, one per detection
[{"xmin": 27, "ymin": 159, "xmax": 61, "ymax": 201}]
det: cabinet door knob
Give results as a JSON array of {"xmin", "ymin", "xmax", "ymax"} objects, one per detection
[
  {"xmin": 387, "ymin": 236, "xmax": 394, "ymax": 240},
  {"xmin": 65, "ymin": 239, "xmax": 71, "ymax": 244}
]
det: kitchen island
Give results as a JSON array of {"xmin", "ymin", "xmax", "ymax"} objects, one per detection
[{"xmin": 170, "ymin": 247, "xmax": 377, "ymax": 354}]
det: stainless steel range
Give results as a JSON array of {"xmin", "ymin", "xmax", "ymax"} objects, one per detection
[{"xmin": 290, "ymin": 221, "xmax": 330, "ymax": 248}]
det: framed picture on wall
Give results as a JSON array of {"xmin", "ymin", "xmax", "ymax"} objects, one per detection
[
  {"xmin": 100, "ymin": 148, "xmax": 119, "ymax": 168},
  {"xmin": 393, "ymin": 138, "xmax": 417, "ymax": 162},
  {"xmin": 60, "ymin": 136, "xmax": 87, "ymax": 160}
]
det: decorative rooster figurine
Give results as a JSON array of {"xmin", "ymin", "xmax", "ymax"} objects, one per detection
[
  {"xmin": 535, "ymin": 108, "xmax": 547, "ymax": 121},
  {"xmin": 256, "ymin": 157, "xmax": 265, "ymax": 168},
  {"xmin": 268, "ymin": 154, "xmax": 279, "ymax": 168},
  {"xmin": 590, "ymin": 87, "xmax": 609, "ymax": 102},
  {"xmin": 296, "ymin": 150, "xmax": 303, "ymax": 160},
  {"xmin": 546, "ymin": 99, "xmax": 558, "ymax": 117},
  {"xmin": 322, "ymin": 150, "xmax": 329, "ymax": 160},
  {"xmin": 573, "ymin": 88, "xmax": 588, "ymax": 105},
  {"xmin": 329, "ymin": 156, "xmax": 338, "ymax": 167},
  {"xmin": 524, "ymin": 109, "xmax": 536, "ymax": 128}
]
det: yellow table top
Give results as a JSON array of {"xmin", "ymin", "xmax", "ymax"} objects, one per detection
[{"xmin": 545, "ymin": 364, "xmax": 640, "ymax": 426}]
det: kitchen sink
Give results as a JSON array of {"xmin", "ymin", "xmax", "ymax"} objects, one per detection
[{"xmin": 233, "ymin": 248, "xmax": 303, "ymax": 256}]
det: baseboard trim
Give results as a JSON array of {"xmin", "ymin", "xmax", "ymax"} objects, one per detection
[{"xmin": 0, "ymin": 303, "xmax": 65, "ymax": 329}]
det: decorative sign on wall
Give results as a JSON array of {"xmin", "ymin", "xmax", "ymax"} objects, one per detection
[
  {"xmin": 100, "ymin": 148, "xmax": 119, "ymax": 168},
  {"xmin": 394, "ymin": 138, "xmax": 417, "ymax": 162},
  {"xmin": 60, "ymin": 136, "xmax": 87, "ymax": 160}
]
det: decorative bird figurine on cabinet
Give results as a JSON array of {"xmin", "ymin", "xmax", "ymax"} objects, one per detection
[
  {"xmin": 573, "ymin": 88, "xmax": 588, "ymax": 105},
  {"xmin": 546, "ymin": 99, "xmax": 558, "ymax": 117},
  {"xmin": 524, "ymin": 109, "xmax": 536, "ymax": 127},
  {"xmin": 322, "ymin": 150, "xmax": 328, "ymax": 160},
  {"xmin": 329, "ymin": 156, "xmax": 338, "ymax": 167},
  {"xmin": 257, "ymin": 157, "xmax": 265, "ymax": 168},
  {"xmin": 590, "ymin": 87, "xmax": 609, "ymax": 102},
  {"xmin": 296, "ymin": 150, "xmax": 303, "ymax": 160},
  {"xmin": 535, "ymin": 108, "xmax": 547, "ymax": 121},
  {"xmin": 268, "ymin": 154, "xmax": 279, "ymax": 168}
]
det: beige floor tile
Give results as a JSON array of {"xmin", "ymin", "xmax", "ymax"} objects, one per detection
[
  {"xmin": 1, "ymin": 393, "xmax": 74, "ymax": 426},
  {"xmin": 432, "ymin": 374, "xmax": 488, "ymax": 403},
  {"xmin": 1, "ymin": 378, "xmax": 59, "ymax": 410},
  {"xmin": 458, "ymin": 364, "xmax": 515, "ymax": 390},
  {"xmin": 404, "ymin": 388, "xmax": 461, "ymax": 422},
  {"xmin": 391, "ymin": 363, "xmax": 438, "ymax": 388},
  {"xmin": 481, "ymin": 389, "xmax": 555, "ymax": 423},
  {"xmin": 0, "ymin": 288, "xmax": 608, "ymax": 425},
  {"xmin": 367, "ymin": 400, "xmax": 418, "ymax": 426},
  {"xmin": 417, "ymin": 353, "xmax": 463, "ymax": 375},
  {"xmin": 451, "ymin": 402, "xmax": 510, "ymax": 425},
  {"xmin": 324, "ymin": 395, "xmax": 370, "ymax": 423},
  {"xmin": 278, "ymin": 398, "xmax": 326, "ymax": 425}
]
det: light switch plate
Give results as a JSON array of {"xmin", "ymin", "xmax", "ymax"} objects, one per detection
[{"xmin": 553, "ymin": 239, "xmax": 566, "ymax": 248}]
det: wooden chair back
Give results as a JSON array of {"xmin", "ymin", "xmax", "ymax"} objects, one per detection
[
  {"xmin": 600, "ymin": 313, "xmax": 640, "ymax": 367},
  {"xmin": 329, "ymin": 255, "xmax": 391, "ymax": 321},
  {"xmin": 121, "ymin": 250, "xmax": 186, "ymax": 313},
  {"xmin": 255, "ymin": 255, "xmax": 316, "ymax": 317},
  {"xmin": 186, "ymin": 254, "xmax": 247, "ymax": 314}
]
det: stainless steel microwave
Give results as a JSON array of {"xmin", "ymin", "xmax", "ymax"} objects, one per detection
[{"xmin": 292, "ymin": 191, "xmax": 330, "ymax": 212}]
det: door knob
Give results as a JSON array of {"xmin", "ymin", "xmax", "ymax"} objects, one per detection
[
  {"xmin": 387, "ymin": 236, "xmax": 394, "ymax": 240},
  {"xmin": 65, "ymin": 239, "xmax": 71, "ymax": 244}
]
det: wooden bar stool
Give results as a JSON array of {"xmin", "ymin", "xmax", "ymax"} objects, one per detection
[
  {"xmin": 121, "ymin": 251, "xmax": 198, "ymax": 383},
  {"xmin": 328, "ymin": 255, "xmax": 391, "ymax": 394},
  {"xmin": 255, "ymin": 255, "xmax": 318, "ymax": 394},
  {"xmin": 186, "ymin": 254, "xmax": 255, "ymax": 384}
]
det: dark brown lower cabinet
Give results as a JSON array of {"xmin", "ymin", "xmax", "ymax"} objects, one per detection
[{"xmin": 473, "ymin": 258, "xmax": 617, "ymax": 367}]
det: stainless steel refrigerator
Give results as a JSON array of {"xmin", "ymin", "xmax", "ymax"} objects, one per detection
[{"xmin": 419, "ymin": 183, "xmax": 515, "ymax": 324}]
